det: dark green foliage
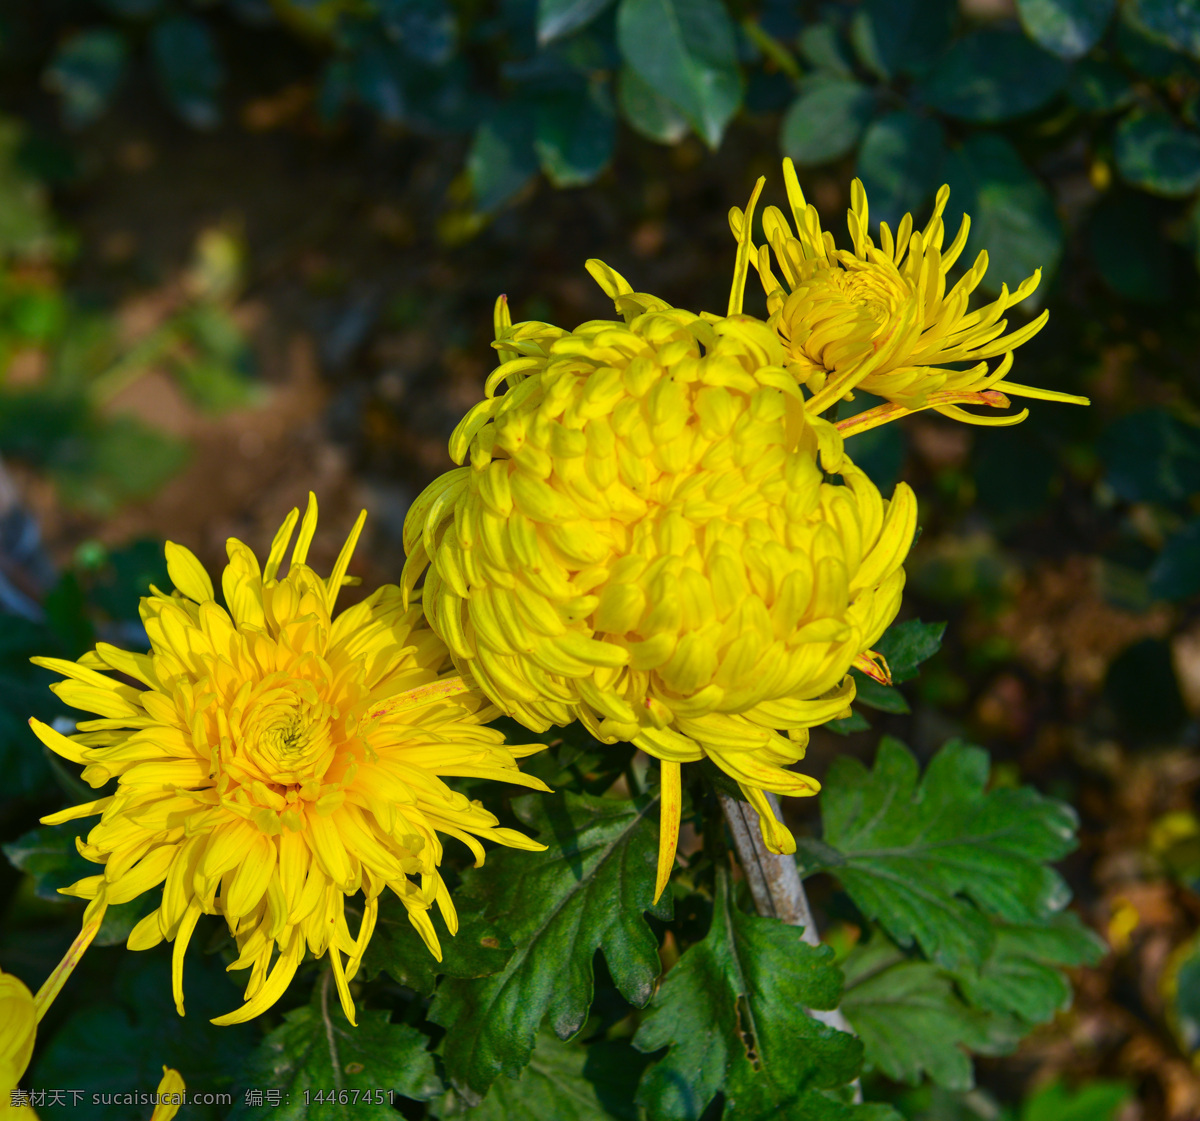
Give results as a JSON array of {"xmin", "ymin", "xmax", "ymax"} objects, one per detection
[
  {"xmin": 1100, "ymin": 409, "xmax": 1200, "ymax": 504},
  {"xmin": 45, "ymin": 30, "xmax": 128, "ymax": 128},
  {"xmin": 1115, "ymin": 111, "xmax": 1200, "ymax": 197},
  {"xmin": 841, "ymin": 940, "xmax": 1022, "ymax": 1091},
  {"xmin": 634, "ymin": 866, "xmax": 871, "ymax": 1121},
  {"xmin": 800, "ymin": 739, "xmax": 1078, "ymax": 972},
  {"xmin": 616, "ymin": 0, "xmax": 742, "ymax": 149},
  {"xmin": 919, "ymin": 31, "xmax": 1069, "ymax": 123},
  {"xmin": 226, "ymin": 981, "xmax": 441, "ymax": 1120},
  {"xmin": 846, "ymin": 619, "xmax": 945, "ymax": 719},
  {"xmin": 33, "ymin": 950, "xmax": 256, "ymax": 1120},
  {"xmin": 1016, "ymin": 0, "xmax": 1116, "ymax": 60},
  {"xmin": 433, "ymin": 1031, "xmax": 645, "ymax": 1119},
  {"xmin": 781, "ymin": 79, "xmax": 875, "ymax": 167},
  {"xmin": 430, "ymin": 791, "xmax": 670, "ymax": 1094},
  {"xmin": 855, "ymin": 112, "xmax": 947, "ymax": 229},
  {"xmin": 941, "ymin": 134, "xmax": 1064, "ymax": 295}
]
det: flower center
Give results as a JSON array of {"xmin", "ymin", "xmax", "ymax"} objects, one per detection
[{"xmin": 784, "ymin": 264, "xmax": 904, "ymax": 374}]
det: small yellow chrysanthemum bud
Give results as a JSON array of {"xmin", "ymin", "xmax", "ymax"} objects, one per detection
[
  {"xmin": 31, "ymin": 496, "xmax": 549, "ymax": 1027},
  {"xmin": 728, "ymin": 160, "xmax": 1089, "ymax": 430},
  {"xmin": 404, "ymin": 284, "xmax": 917, "ymax": 900}
]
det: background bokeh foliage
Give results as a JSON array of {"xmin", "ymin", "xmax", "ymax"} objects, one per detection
[{"xmin": 2, "ymin": 0, "xmax": 1200, "ymax": 1119}]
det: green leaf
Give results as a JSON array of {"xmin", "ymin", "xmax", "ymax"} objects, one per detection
[
  {"xmin": 1129, "ymin": 0, "xmax": 1200, "ymax": 60},
  {"xmin": 1150, "ymin": 517, "xmax": 1200, "ymax": 600},
  {"xmin": 855, "ymin": 110, "xmax": 947, "ymax": 232},
  {"xmin": 1117, "ymin": 9, "xmax": 1194, "ymax": 77},
  {"xmin": 781, "ymin": 79, "xmax": 875, "ymax": 167},
  {"xmin": 436, "ymin": 1032, "xmax": 645, "ymax": 1119},
  {"xmin": 617, "ymin": 66, "xmax": 689, "ymax": 144},
  {"xmin": 1019, "ymin": 1078, "xmax": 1133, "ymax": 1121},
  {"xmin": 852, "ymin": 675, "xmax": 910, "ymax": 715},
  {"xmin": 826, "ymin": 709, "xmax": 872, "ymax": 735},
  {"xmin": 798, "ymin": 23, "xmax": 856, "ymax": 78},
  {"xmin": 468, "ymin": 107, "xmax": 539, "ymax": 212},
  {"xmin": 359, "ymin": 893, "xmax": 515, "ymax": 997},
  {"xmin": 1100, "ymin": 409, "xmax": 1200, "ymax": 504},
  {"xmin": 851, "ymin": 0, "xmax": 957, "ymax": 80},
  {"xmin": 1016, "ymin": 0, "xmax": 1116, "ymax": 60},
  {"xmin": 539, "ymin": 0, "xmax": 616, "ymax": 45},
  {"xmin": 876, "ymin": 619, "xmax": 945, "ymax": 684},
  {"xmin": 227, "ymin": 979, "xmax": 441, "ymax": 1120},
  {"xmin": 430, "ymin": 791, "xmax": 670, "ymax": 1095},
  {"xmin": 1089, "ymin": 191, "xmax": 1174, "ymax": 303},
  {"xmin": 804, "ymin": 738, "xmax": 1079, "ymax": 972},
  {"xmin": 954, "ymin": 913, "xmax": 1105, "ymax": 1025},
  {"xmin": 3, "ymin": 821, "xmax": 94, "ymax": 903},
  {"xmin": 149, "ymin": 15, "xmax": 224, "ymax": 130},
  {"xmin": 634, "ymin": 866, "xmax": 864, "ymax": 1121},
  {"xmin": 536, "ymin": 85, "xmax": 616, "ymax": 187},
  {"xmin": 1115, "ymin": 111, "xmax": 1200, "ymax": 197},
  {"xmin": 1167, "ymin": 933, "xmax": 1200, "ymax": 1055},
  {"xmin": 45, "ymin": 29, "xmax": 129, "ymax": 129},
  {"xmin": 942, "ymin": 134, "xmax": 1064, "ymax": 297},
  {"xmin": 616, "ymin": 0, "xmax": 743, "ymax": 148},
  {"xmin": 1068, "ymin": 59, "xmax": 1136, "ymax": 112},
  {"xmin": 0, "ymin": 119, "xmax": 56, "ymax": 257},
  {"xmin": 841, "ymin": 938, "xmax": 1022, "ymax": 1091},
  {"xmin": 920, "ymin": 31, "xmax": 1069, "ymax": 122}
]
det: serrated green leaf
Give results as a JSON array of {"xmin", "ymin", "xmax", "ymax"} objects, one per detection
[
  {"xmin": 851, "ymin": 674, "xmax": 911, "ymax": 715},
  {"xmin": 941, "ymin": 134, "xmax": 1063, "ymax": 297},
  {"xmin": 955, "ymin": 913, "xmax": 1106, "ymax": 1025},
  {"xmin": 539, "ymin": 0, "xmax": 616, "ymax": 45},
  {"xmin": 634, "ymin": 866, "xmax": 861, "ymax": 1121},
  {"xmin": 921, "ymin": 31, "xmax": 1069, "ymax": 123},
  {"xmin": 781, "ymin": 79, "xmax": 875, "ymax": 167},
  {"xmin": 431, "ymin": 791, "xmax": 669, "ymax": 1095},
  {"xmin": 616, "ymin": 0, "xmax": 743, "ymax": 148},
  {"xmin": 436, "ymin": 1031, "xmax": 644, "ymax": 1119},
  {"xmin": 875, "ymin": 619, "xmax": 945, "ymax": 684},
  {"xmin": 1016, "ymin": 0, "xmax": 1116, "ymax": 60},
  {"xmin": 359, "ymin": 893, "xmax": 514, "ymax": 997},
  {"xmin": 226, "ymin": 979, "xmax": 440, "ymax": 1120},
  {"xmin": 850, "ymin": 0, "xmax": 956, "ymax": 80},
  {"xmin": 807, "ymin": 738, "xmax": 1078, "ymax": 972},
  {"xmin": 855, "ymin": 110, "xmax": 947, "ymax": 231},
  {"xmin": 536, "ymin": 84, "xmax": 616, "ymax": 187},
  {"xmin": 1115, "ymin": 111, "xmax": 1200, "ymax": 197},
  {"xmin": 45, "ymin": 29, "xmax": 129, "ymax": 129},
  {"xmin": 841, "ymin": 939, "xmax": 1022, "ymax": 1091},
  {"xmin": 1129, "ymin": 0, "xmax": 1200, "ymax": 60}
]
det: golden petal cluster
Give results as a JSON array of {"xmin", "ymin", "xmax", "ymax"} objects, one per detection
[
  {"xmin": 31, "ymin": 496, "xmax": 548, "ymax": 1026},
  {"xmin": 728, "ymin": 159, "xmax": 1090, "ymax": 429},
  {"xmin": 402, "ymin": 279, "xmax": 917, "ymax": 900}
]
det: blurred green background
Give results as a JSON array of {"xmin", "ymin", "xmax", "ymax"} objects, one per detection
[{"xmin": 2, "ymin": 0, "xmax": 1200, "ymax": 1118}]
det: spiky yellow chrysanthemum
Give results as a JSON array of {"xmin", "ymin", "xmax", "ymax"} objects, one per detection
[
  {"xmin": 1, "ymin": 969, "xmax": 35, "ymax": 1115},
  {"xmin": 403, "ymin": 284, "xmax": 916, "ymax": 900},
  {"xmin": 727, "ymin": 159, "xmax": 1089, "ymax": 431},
  {"xmin": 30, "ymin": 496, "xmax": 547, "ymax": 1026}
]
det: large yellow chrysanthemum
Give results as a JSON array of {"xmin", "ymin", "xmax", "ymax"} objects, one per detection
[
  {"xmin": 403, "ymin": 285, "xmax": 916, "ymax": 900},
  {"xmin": 1, "ymin": 969, "xmax": 36, "ymax": 1117},
  {"xmin": 727, "ymin": 160, "xmax": 1089, "ymax": 431},
  {"xmin": 30, "ymin": 496, "xmax": 547, "ymax": 1026}
]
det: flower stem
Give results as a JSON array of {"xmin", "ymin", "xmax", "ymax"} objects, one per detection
[{"xmin": 718, "ymin": 791, "xmax": 859, "ymax": 1046}]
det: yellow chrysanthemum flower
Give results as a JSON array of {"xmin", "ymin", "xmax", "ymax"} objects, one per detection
[
  {"xmin": 402, "ymin": 285, "xmax": 916, "ymax": 900},
  {"xmin": 1, "ymin": 969, "xmax": 36, "ymax": 1117},
  {"xmin": 727, "ymin": 160, "xmax": 1089, "ymax": 431},
  {"xmin": 30, "ymin": 496, "xmax": 548, "ymax": 1026}
]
